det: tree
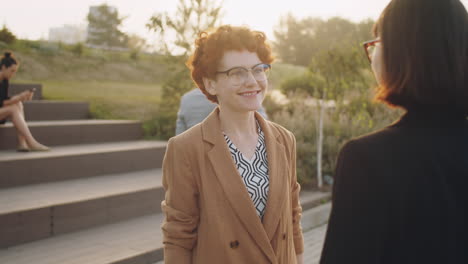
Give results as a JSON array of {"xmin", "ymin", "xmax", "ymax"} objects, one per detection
[
  {"xmin": 0, "ymin": 25, "xmax": 16, "ymax": 44},
  {"xmin": 86, "ymin": 4, "xmax": 128, "ymax": 48},
  {"xmin": 146, "ymin": 0, "xmax": 223, "ymax": 139},
  {"xmin": 274, "ymin": 15, "xmax": 374, "ymax": 66},
  {"xmin": 127, "ymin": 34, "xmax": 148, "ymax": 52},
  {"xmin": 275, "ymin": 15, "xmax": 375, "ymax": 187},
  {"xmin": 273, "ymin": 14, "xmax": 323, "ymax": 66},
  {"xmin": 127, "ymin": 34, "xmax": 148, "ymax": 61},
  {"xmin": 281, "ymin": 46, "xmax": 371, "ymax": 188},
  {"xmin": 147, "ymin": 0, "xmax": 223, "ymax": 56},
  {"xmin": 310, "ymin": 49, "xmax": 365, "ymax": 188},
  {"xmin": 71, "ymin": 43, "xmax": 85, "ymax": 57}
]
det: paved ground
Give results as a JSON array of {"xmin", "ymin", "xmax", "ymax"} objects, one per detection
[
  {"xmin": 303, "ymin": 224, "xmax": 327, "ymax": 264},
  {"xmin": 154, "ymin": 224, "xmax": 328, "ymax": 264}
]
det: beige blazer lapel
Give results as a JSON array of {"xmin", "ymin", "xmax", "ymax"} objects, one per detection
[
  {"xmin": 255, "ymin": 112, "xmax": 288, "ymax": 241},
  {"xmin": 202, "ymin": 108, "xmax": 277, "ymax": 264}
]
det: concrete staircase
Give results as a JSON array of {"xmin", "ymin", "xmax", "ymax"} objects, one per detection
[{"xmin": 0, "ymin": 84, "xmax": 331, "ymax": 264}]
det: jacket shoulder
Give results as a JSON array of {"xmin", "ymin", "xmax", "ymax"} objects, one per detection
[
  {"xmin": 342, "ymin": 126, "xmax": 401, "ymax": 155},
  {"xmin": 336, "ymin": 126, "xmax": 404, "ymax": 178},
  {"xmin": 169, "ymin": 122, "xmax": 203, "ymax": 149},
  {"xmin": 267, "ymin": 121, "xmax": 295, "ymax": 143}
]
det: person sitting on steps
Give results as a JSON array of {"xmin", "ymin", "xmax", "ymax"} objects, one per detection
[{"xmin": 0, "ymin": 51, "xmax": 50, "ymax": 152}]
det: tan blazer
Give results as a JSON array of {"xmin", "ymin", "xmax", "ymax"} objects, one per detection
[{"xmin": 161, "ymin": 108, "xmax": 304, "ymax": 264}]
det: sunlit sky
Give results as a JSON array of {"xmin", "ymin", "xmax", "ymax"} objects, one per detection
[{"xmin": 2, "ymin": 0, "xmax": 468, "ymax": 42}]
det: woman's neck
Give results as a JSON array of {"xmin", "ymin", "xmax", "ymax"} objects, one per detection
[{"xmin": 219, "ymin": 107, "xmax": 257, "ymax": 137}]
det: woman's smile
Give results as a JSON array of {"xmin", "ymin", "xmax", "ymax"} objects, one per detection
[{"xmin": 238, "ymin": 90, "xmax": 261, "ymax": 97}]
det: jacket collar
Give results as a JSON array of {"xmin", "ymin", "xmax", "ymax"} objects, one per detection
[
  {"xmin": 201, "ymin": 107, "xmax": 288, "ymax": 263},
  {"xmin": 201, "ymin": 107, "xmax": 281, "ymax": 143},
  {"xmin": 391, "ymin": 106, "xmax": 467, "ymax": 128}
]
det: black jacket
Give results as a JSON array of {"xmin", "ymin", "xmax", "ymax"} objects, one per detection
[{"xmin": 320, "ymin": 108, "xmax": 468, "ymax": 264}]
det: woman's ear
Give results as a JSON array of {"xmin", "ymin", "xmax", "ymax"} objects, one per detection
[{"xmin": 203, "ymin": 77, "xmax": 217, "ymax": 96}]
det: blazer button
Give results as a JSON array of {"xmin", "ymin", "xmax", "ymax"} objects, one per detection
[
  {"xmin": 282, "ymin": 233, "xmax": 286, "ymax": 240},
  {"xmin": 230, "ymin": 240, "xmax": 239, "ymax": 249}
]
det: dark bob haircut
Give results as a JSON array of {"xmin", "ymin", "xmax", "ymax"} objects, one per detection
[{"xmin": 373, "ymin": 0, "xmax": 468, "ymax": 114}]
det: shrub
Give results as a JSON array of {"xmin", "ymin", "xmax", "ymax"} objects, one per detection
[
  {"xmin": 269, "ymin": 92, "xmax": 401, "ymax": 188},
  {"xmin": 0, "ymin": 26, "xmax": 16, "ymax": 44},
  {"xmin": 130, "ymin": 50, "xmax": 139, "ymax": 61},
  {"xmin": 144, "ymin": 60, "xmax": 193, "ymax": 139},
  {"xmin": 71, "ymin": 43, "xmax": 85, "ymax": 57}
]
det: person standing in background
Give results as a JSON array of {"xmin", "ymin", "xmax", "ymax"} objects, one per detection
[{"xmin": 176, "ymin": 87, "xmax": 268, "ymax": 135}]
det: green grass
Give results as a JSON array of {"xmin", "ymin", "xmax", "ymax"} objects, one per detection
[
  {"xmin": 17, "ymin": 80, "xmax": 162, "ymax": 121},
  {"xmin": 13, "ymin": 62, "xmax": 303, "ymax": 124}
]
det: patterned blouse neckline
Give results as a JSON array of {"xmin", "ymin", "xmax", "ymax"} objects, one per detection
[
  {"xmin": 222, "ymin": 119, "xmax": 263, "ymax": 162},
  {"xmin": 223, "ymin": 119, "xmax": 269, "ymax": 220}
]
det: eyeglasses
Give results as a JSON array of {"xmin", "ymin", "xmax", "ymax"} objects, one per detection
[
  {"xmin": 216, "ymin": 63, "xmax": 271, "ymax": 86},
  {"xmin": 363, "ymin": 39, "xmax": 381, "ymax": 63}
]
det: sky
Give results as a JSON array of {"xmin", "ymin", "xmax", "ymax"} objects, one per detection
[{"xmin": 1, "ymin": 0, "xmax": 467, "ymax": 42}]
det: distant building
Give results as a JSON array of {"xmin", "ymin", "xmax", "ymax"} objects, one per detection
[{"xmin": 48, "ymin": 24, "xmax": 87, "ymax": 44}]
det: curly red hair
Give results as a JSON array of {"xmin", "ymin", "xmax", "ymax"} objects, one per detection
[{"xmin": 186, "ymin": 25, "xmax": 275, "ymax": 103}]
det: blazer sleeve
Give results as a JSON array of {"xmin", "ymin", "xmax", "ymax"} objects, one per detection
[
  {"xmin": 290, "ymin": 132, "xmax": 304, "ymax": 254},
  {"xmin": 320, "ymin": 140, "xmax": 384, "ymax": 264},
  {"xmin": 161, "ymin": 138, "xmax": 200, "ymax": 264}
]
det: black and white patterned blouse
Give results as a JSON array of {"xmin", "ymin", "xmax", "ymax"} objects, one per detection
[{"xmin": 223, "ymin": 120, "xmax": 269, "ymax": 220}]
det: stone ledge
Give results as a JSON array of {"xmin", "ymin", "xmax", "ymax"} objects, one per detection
[{"xmin": 301, "ymin": 202, "xmax": 331, "ymax": 231}]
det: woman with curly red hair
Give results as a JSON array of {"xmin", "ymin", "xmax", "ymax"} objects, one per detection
[{"xmin": 160, "ymin": 25, "xmax": 304, "ymax": 263}]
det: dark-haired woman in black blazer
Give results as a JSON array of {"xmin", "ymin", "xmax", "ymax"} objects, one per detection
[{"xmin": 321, "ymin": 0, "xmax": 468, "ymax": 263}]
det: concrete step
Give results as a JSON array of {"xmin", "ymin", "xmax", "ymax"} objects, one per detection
[
  {"xmin": 300, "ymin": 191, "xmax": 331, "ymax": 231},
  {"xmin": 0, "ymin": 195, "xmax": 331, "ymax": 264},
  {"xmin": 23, "ymin": 101, "xmax": 89, "ymax": 121},
  {"xmin": 0, "ymin": 120, "xmax": 143, "ymax": 150},
  {"xmin": 0, "ymin": 141, "xmax": 167, "ymax": 188},
  {"xmin": 0, "ymin": 169, "xmax": 163, "ymax": 248},
  {"xmin": 0, "ymin": 170, "xmax": 329, "ymax": 249},
  {"xmin": 301, "ymin": 203, "xmax": 332, "ymax": 231},
  {"xmin": 302, "ymin": 224, "xmax": 328, "ymax": 264},
  {"xmin": 300, "ymin": 191, "xmax": 331, "ymax": 211},
  {"xmin": 0, "ymin": 213, "xmax": 165, "ymax": 264}
]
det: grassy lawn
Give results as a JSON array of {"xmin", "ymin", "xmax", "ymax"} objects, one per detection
[
  {"xmin": 18, "ymin": 80, "xmax": 162, "ymax": 121},
  {"xmin": 14, "ymin": 62, "xmax": 304, "ymax": 122}
]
